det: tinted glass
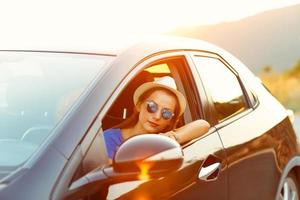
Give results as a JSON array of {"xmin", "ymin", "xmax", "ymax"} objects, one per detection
[
  {"xmin": 193, "ymin": 56, "xmax": 247, "ymax": 122},
  {"xmin": 0, "ymin": 51, "xmax": 113, "ymax": 167}
]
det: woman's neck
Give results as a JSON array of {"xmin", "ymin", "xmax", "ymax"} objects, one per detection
[{"xmin": 121, "ymin": 123, "xmax": 145, "ymax": 140}]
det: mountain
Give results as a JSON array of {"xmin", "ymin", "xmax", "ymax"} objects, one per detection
[{"xmin": 169, "ymin": 4, "xmax": 300, "ymax": 73}]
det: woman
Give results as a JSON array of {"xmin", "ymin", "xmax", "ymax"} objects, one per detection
[{"xmin": 104, "ymin": 76, "xmax": 210, "ymax": 159}]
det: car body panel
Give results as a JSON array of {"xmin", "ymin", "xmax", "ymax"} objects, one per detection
[
  {"xmin": 0, "ymin": 146, "xmax": 66, "ymax": 200},
  {"xmin": 0, "ymin": 36, "xmax": 299, "ymax": 200},
  {"xmin": 105, "ymin": 129, "xmax": 227, "ymax": 200}
]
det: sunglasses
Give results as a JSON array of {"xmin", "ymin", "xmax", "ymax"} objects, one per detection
[{"xmin": 145, "ymin": 100, "xmax": 175, "ymax": 120}]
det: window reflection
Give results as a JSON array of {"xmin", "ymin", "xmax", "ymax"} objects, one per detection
[
  {"xmin": 0, "ymin": 52, "xmax": 112, "ymax": 167},
  {"xmin": 193, "ymin": 56, "xmax": 247, "ymax": 121}
]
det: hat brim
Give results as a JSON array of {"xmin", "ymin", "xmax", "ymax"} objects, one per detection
[{"xmin": 133, "ymin": 82, "xmax": 186, "ymax": 117}]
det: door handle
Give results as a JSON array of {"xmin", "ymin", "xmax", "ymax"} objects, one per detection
[
  {"xmin": 198, "ymin": 162, "xmax": 221, "ymax": 181},
  {"xmin": 198, "ymin": 154, "xmax": 222, "ymax": 181}
]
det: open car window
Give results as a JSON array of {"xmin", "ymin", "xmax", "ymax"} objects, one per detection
[
  {"xmin": 100, "ymin": 55, "xmax": 208, "ymax": 200},
  {"xmin": 102, "ymin": 58, "xmax": 191, "ymax": 131}
]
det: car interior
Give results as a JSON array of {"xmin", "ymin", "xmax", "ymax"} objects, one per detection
[{"xmin": 102, "ymin": 59, "xmax": 191, "ymax": 131}]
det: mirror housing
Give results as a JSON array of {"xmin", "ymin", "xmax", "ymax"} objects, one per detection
[
  {"xmin": 66, "ymin": 134, "xmax": 183, "ymax": 200},
  {"xmin": 110, "ymin": 134, "xmax": 183, "ymax": 178}
]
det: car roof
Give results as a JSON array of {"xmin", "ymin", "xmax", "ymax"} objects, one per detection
[
  {"xmin": 0, "ymin": 35, "xmax": 224, "ymax": 57},
  {"xmin": 118, "ymin": 35, "xmax": 224, "ymax": 57},
  {"xmin": 1, "ymin": 35, "xmax": 256, "ymax": 83}
]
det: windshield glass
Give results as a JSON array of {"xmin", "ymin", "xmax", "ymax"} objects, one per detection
[{"xmin": 0, "ymin": 51, "xmax": 114, "ymax": 168}]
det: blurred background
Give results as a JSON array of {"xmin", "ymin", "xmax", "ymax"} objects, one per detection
[
  {"xmin": 167, "ymin": 2, "xmax": 300, "ymax": 133},
  {"xmin": 1, "ymin": 0, "xmax": 299, "ymax": 132},
  {"xmin": 170, "ymin": 3, "xmax": 300, "ymax": 113}
]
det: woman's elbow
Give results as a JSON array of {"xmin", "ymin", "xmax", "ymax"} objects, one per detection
[{"xmin": 195, "ymin": 119, "xmax": 210, "ymax": 133}]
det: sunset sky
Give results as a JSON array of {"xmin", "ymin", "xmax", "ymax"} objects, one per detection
[{"xmin": 1, "ymin": 0, "xmax": 300, "ymax": 48}]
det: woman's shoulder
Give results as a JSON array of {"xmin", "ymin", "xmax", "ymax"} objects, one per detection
[
  {"xmin": 104, "ymin": 128, "xmax": 121, "ymax": 134},
  {"xmin": 103, "ymin": 128, "xmax": 124, "ymax": 149},
  {"xmin": 103, "ymin": 128, "xmax": 122, "ymax": 139}
]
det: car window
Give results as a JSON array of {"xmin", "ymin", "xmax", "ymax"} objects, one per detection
[
  {"xmin": 102, "ymin": 59, "xmax": 188, "ymax": 130},
  {"xmin": 193, "ymin": 56, "xmax": 248, "ymax": 122},
  {"xmin": 0, "ymin": 51, "xmax": 113, "ymax": 168}
]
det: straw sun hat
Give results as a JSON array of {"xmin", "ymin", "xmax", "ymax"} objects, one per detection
[{"xmin": 133, "ymin": 76, "xmax": 187, "ymax": 116}]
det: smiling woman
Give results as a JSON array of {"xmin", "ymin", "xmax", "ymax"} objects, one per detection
[
  {"xmin": 103, "ymin": 76, "xmax": 186, "ymax": 159},
  {"xmin": 103, "ymin": 72, "xmax": 210, "ymax": 161}
]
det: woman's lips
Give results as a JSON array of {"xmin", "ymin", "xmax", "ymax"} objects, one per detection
[{"xmin": 148, "ymin": 121, "xmax": 159, "ymax": 127}]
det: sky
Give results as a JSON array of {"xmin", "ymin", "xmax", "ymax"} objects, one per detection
[{"xmin": 1, "ymin": 0, "xmax": 300, "ymax": 48}]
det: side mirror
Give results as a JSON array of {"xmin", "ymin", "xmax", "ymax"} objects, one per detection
[
  {"xmin": 66, "ymin": 134, "xmax": 183, "ymax": 200},
  {"xmin": 107, "ymin": 134, "xmax": 184, "ymax": 179}
]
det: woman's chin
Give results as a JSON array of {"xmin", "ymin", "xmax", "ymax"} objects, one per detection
[{"xmin": 144, "ymin": 125, "xmax": 162, "ymax": 133}]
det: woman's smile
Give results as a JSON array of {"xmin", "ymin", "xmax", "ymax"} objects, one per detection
[
  {"xmin": 137, "ymin": 89, "xmax": 177, "ymax": 133},
  {"xmin": 147, "ymin": 120, "xmax": 159, "ymax": 127}
]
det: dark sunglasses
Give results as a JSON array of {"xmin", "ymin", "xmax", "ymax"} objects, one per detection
[{"xmin": 145, "ymin": 100, "xmax": 175, "ymax": 120}]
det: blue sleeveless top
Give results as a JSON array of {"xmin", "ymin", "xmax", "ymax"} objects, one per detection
[{"xmin": 103, "ymin": 128, "xmax": 124, "ymax": 159}]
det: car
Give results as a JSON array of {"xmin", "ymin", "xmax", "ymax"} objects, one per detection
[{"xmin": 0, "ymin": 36, "xmax": 299, "ymax": 200}]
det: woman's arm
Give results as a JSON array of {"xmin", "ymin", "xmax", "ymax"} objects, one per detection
[{"xmin": 162, "ymin": 119, "xmax": 210, "ymax": 144}]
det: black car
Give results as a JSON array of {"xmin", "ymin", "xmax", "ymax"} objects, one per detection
[{"xmin": 0, "ymin": 36, "xmax": 299, "ymax": 200}]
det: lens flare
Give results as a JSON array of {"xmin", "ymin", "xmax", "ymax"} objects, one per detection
[{"xmin": 137, "ymin": 162, "xmax": 154, "ymax": 180}]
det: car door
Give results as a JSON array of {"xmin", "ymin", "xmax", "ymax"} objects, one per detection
[
  {"xmin": 102, "ymin": 52, "xmax": 228, "ymax": 200},
  {"xmin": 191, "ymin": 53, "xmax": 290, "ymax": 199}
]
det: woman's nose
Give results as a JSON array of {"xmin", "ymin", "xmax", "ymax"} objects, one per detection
[{"xmin": 153, "ymin": 110, "xmax": 162, "ymax": 120}]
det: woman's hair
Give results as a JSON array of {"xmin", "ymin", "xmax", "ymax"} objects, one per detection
[{"xmin": 115, "ymin": 87, "xmax": 181, "ymax": 132}]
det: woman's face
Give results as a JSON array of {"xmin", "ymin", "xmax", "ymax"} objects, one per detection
[{"xmin": 136, "ymin": 89, "xmax": 177, "ymax": 133}]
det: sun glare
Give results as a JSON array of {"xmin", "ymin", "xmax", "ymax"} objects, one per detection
[
  {"xmin": 0, "ymin": 0, "xmax": 300, "ymax": 47},
  {"xmin": 145, "ymin": 64, "xmax": 170, "ymax": 74},
  {"xmin": 99, "ymin": 0, "xmax": 300, "ymax": 36},
  {"xmin": 137, "ymin": 162, "xmax": 154, "ymax": 180}
]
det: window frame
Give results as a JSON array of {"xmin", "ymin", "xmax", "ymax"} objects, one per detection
[
  {"xmin": 189, "ymin": 52, "xmax": 254, "ymax": 127},
  {"xmin": 150, "ymin": 55, "xmax": 204, "ymax": 123},
  {"xmin": 100, "ymin": 51, "xmax": 207, "ymax": 131}
]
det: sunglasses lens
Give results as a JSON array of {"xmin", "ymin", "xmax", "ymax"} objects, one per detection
[
  {"xmin": 146, "ymin": 101, "xmax": 158, "ymax": 113},
  {"xmin": 162, "ymin": 109, "xmax": 174, "ymax": 120},
  {"xmin": 146, "ymin": 100, "xmax": 174, "ymax": 120}
]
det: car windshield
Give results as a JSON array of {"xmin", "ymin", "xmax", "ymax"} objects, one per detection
[{"xmin": 0, "ymin": 51, "xmax": 114, "ymax": 168}]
